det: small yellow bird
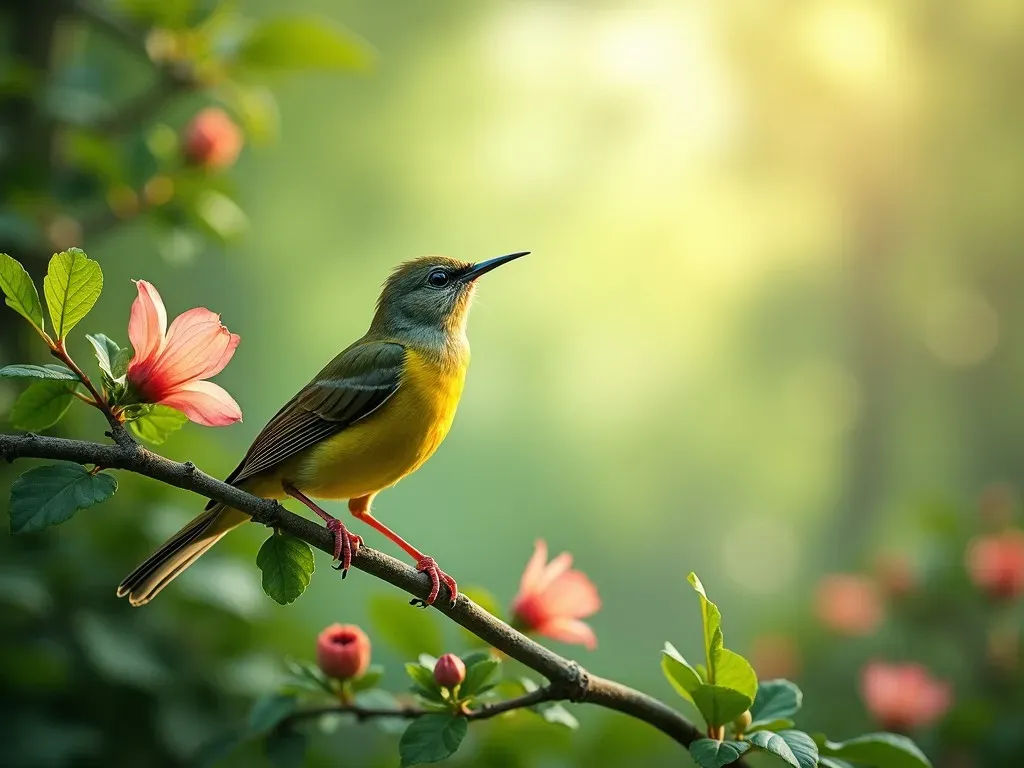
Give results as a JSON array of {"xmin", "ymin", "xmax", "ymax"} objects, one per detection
[{"xmin": 118, "ymin": 252, "xmax": 528, "ymax": 607}]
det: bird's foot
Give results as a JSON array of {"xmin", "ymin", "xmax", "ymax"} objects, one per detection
[
  {"xmin": 409, "ymin": 556, "xmax": 458, "ymax": 608},
  {"xmin": 326, "ymin": 518, "xmax": 363, "ymax": 577}
]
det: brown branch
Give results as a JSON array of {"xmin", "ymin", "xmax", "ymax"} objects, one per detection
[{"xmin": 0, "ymin": 431, "xmax": 747, "ymax": 763}]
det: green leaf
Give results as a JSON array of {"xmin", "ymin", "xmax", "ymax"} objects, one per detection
[
  {"xmin": 459, "ymin": 657, "xmax": 500, "ymax": 699},
  {"xmin": 9, "ymin": 464, "xmax": 117, "ymax": 534},
  {"xmin": 0, "ymin": 363, "xmax": 78, "ymax": 381},
  {"xmin": 662, "ymin": 642, "xmax": 702, "ymax": 703},
  {"xmin": 265, "ymin": 729, "xmax": 307, "ymax": 768},
  {"xmin": 460, "ymin": 651, "xmax": 495, "ymax": 670},
  {"xmin": 688, "ymin": 738, "xmax": 751, "ymax": 768},
  {"xmin": 235, "ymin": 16, "xmax": 375, "ymax": 73},
  {"xmin": 85, "ymin": 333, "xmax": 121, "ymax": 377},
  {"xmin": 778, "ymin": 731, "xmax": 819, "ymax": 768},
  {"xmin": 748, "ymin": 730, "xmax": 806, "ymax": 768},
  {"xmin": 42, "ymin": 248, "xmax": 103, "ymax": 338},
  {"xmin": 816, "ymin": 733, "xmax": 933, "ymax": 768},
  {"xmin": 688, "ymin": 573, "xmax": 757, "ymax": 701},
  {"xmin": 750, "ymin": 679, "xmax": 803, "ymax": 726},
  {"xmin": 540, "ymin": 702, "xmax": 578, "ymax": 729},
  {"xmin": 689, "ymin": 573, "xmax": 724, "ymax": 678},
  {"xmin": 129, "ymin": 405, "xmax": 188, "ymax": 444},
  {"xmin": 747, "ymin": 718, "xmax": 796, "ymax": 733},
  {"xmin": 351, "ymin": 665, "xmax": 384, "ymax": 692},
  {"xmin": 0, "ymin": 252, "xmax": 44, "ymax": 331},
  {"xmin": 368, "ymin": 593, "xmax": 444, "ymax": 658},
  {"xmin": 248, "ymin": 693, "xmax": 299, "ymax": 733},
  {"xmin": 405, "ymin": 662, "xmax": 443, "ymax": 700},
  {"xmin": 256, "ymin": 533, "xmax": 314, "ymax": 604},
  {"xmin": 111, "ymin": 346, "xmax": 133, "ymax": 378},
  {"xmin": 9, "ymin": 380, "xmax": 75, "ymax": 431},
  {"xmin": 715, "ymin": 648, "xmax": 757, "ymax": 702},
  {"xmin": 399, "ymin": 714, "xmax": 467, "ymax": 767},
  {"xmin": 692, "ymin": 684, "xmax": 755, "ymax": 728},
  {"xmin": 282, "ymin": 657, "xmax": 335, "ymax": 695},
  {"xmin": 819, "ymin": 759, "xmax": 856, "ymax": 768}
]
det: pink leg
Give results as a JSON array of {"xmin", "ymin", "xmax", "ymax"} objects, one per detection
[{"xmin": 284, "ymin": 483, "xmax": 362, "ymax": 577}]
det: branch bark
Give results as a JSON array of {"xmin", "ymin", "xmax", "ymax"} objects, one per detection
[{"xmin": 0, "ymin": 431, "xmax": 746, "ymax": 762}]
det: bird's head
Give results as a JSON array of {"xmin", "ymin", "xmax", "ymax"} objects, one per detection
[{"xmin": 370, "ymin": 252, "xmax": 528, "ymax": 341}]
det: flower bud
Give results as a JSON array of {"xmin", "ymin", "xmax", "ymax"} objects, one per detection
[
  {"xmin": 733, "ymin": 710, "xmax": 752, "ymax": 736},
  {"xmin": 183, "ymin": 108, "xmax": 243, "ymax": 171},
  {"xmin": 433, "ymin": 653, "xmax": 466, "ymax": 688},
  {"xmin": 316, "ymin": 624, "xmax": 371, "ymax": 681}
]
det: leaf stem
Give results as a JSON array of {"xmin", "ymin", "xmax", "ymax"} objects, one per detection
[{"xmin": 49, "ymin": 340, "xmax": 135, "ymax": 448}]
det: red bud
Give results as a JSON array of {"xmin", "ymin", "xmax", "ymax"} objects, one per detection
[
  {"xmin": 433, "ymin": 653, "xmax": 466, "ymax": 688},
  {"xmin": 316, "ymin": 624, "xmax": 371, "ymax": 681},
  {"xmin": 183, "ymin": 108, "xmax": 243, "ymax": 171}
]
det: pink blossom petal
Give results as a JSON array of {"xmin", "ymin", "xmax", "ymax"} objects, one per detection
[
  {"xmin": 534, "ymin": 571, "xmax": 601, "ymax": 619},
  {"xmin": 160, "ymin": 380, "xmax": 242, "ymax": 426},
  {"xmin": 536, "ymin": 617, "xmax": 597, "ymax": 650},
  {"xmin": 153, "ymin": 307, "xmax": 240, "ymax": 388},
  {"xmin": 533, "ymin": 551, "xmax": 574, "ymax": 594},
  {"xmin": 128, "ymin": 280, "xmax": 167, "ymax": 363},
  {"xmin": 517, "ymin": 539, "xmax": 549, "ymax": 598}
]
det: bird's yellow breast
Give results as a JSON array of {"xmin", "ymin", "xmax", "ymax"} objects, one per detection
[{"xmin": 292, "ymin": 349, "xmax": 466, "ymax": 500}]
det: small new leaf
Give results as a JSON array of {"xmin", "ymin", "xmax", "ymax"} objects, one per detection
[
  {"xmin": 43, "ymin": 248, "xmax": 103, "ymax": 338},
  {"xmin": 662, "ymin": 641, "xmax": 702, "ymax": 703},
  {"xmin": 256, "ymin": 533, "xmax": 314, "ymax": 604},
  {"xmin": 9, "ymin": 464, "xmax": 117, "ymax": 534},
  {"xmin": 399, "ymin": 714, "xmax": 468, "ymax": 767},
  {"xmin": 86, "ymin": 333, "xmax": 121, "ymax": 377},
  {"xmin": 0, "ymin": 252, "xmax": 44, "ymax": 331},
  {"xmin": 689, "ymin": 738, "xmax": 751, "ymax": 768},
  {"xmin": 9, "ymin": 380, "xmax": 76, "ymax": 431},
  {"xmin": 692, "ymin": 684, "xmax": 755, "ymax": 728},
  {"xmin": 129, "ymin": 405, "xmax": 188, "ymax": 444},
  {"xmin": 405, "ymin": 662, "xmax": 443, "ymax": 701},
  {"xmin": 0, "ymin": 363, "xmax": 78, "ymax": 381},
  {"xmin": 459, "ymin": 657, "xmax": 499, "ymax": 699},
  {"xmin": 687, "ymin": 573, "xmax": 757, "ymax": 701},
  {"xmin": 816, "ymin": 733, "xmax": 933, "ymax": 768}
]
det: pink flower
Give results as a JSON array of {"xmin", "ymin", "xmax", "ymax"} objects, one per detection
[
  {"xmin": 316, "ymin": 624, "xmax": 371, "ymax": 681},
  {"xmin": 966, "ymin": 529, "xmax": 1024, "ymax": 600},
  {"xmin": 814, "ymin": 574, "xmax": 884, "ymax": 636},
  {"xmin": 511, "ymin": 539, "xmax": 601, "ymax": 650},
  {"xmin": 183, "ymin": 107, "xmax": 243, "ymax": 171},
  {"xmin": 126, "ymin": 280, "xmax": 241, "ymax": 426},
  {"xmin": 861, "ymin": 661, "xmax": 951, "ymax": 731},
  {"xmin": 433, "ymin": 654, "xmax": 466, "ymax": 688}
]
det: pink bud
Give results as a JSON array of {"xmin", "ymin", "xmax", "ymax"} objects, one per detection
[
  {"xmin": 183, "ymin": 108, "xmax": 243, "ymax": 171},
  {"xmin": 316, "ymin": 624, "xmax": 371, "ymax": 681},
  {"xmin": 433, "ymin": 653, "xmax": 466, "ymax": 688}
]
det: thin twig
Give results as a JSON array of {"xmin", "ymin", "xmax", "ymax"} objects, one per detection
[
  {"xmin": 48, "ymin": 342, "xmax": 135, "ymax": 448},
  {"xmin": 0, "ymin": 432, "xmax": 747, "ymax": 763}
]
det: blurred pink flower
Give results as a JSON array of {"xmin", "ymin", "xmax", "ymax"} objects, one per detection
[
  {"xmin": 861, "ymin": 661, "xmax": 951, "ymax": 731},
  {"xmin": 316, "ymin": 624, "xmax": 371, "ymax": 681},
  {"xmin": 183, "ymin": 107, "xmax": 243, "ymax": 171},
  {"xmin": 750, "ymin": 633, "xmax": 800, "ymax": 680},
  {"xmin": 814, "ymin": 574, "xmax": 883, "ymax": 636},
  {"xmin": 126, "ymin": 279, "xmax": 242, "ymax": 426},
  {"xmin": 966, "ymin": 529, "xmax": 1024, "ymax": 600},
  {"xmin": 511, "ymin": 539, "xmax": 600, "ymax": 649}
]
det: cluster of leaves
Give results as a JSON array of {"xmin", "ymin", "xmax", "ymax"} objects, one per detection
[
  {"xmin": 663, "ymin": 574, "xmax": 932, "ymax": 768},
  {"xmin": 212, "ymin": 647, "xmax": 576, "ymax": 768}
]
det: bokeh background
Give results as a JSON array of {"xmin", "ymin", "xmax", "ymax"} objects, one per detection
[{"xmin": 2, "ymin": 0, "xmax": 1023, "ymax": 766}]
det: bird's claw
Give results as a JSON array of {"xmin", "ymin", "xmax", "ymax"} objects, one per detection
[
  {"xmin": 326, "ymin": 518, "xmax": 362, "ymax": 577},
  {"xmin": 411, "ymin": 556, "xmax": 458, "ymax": 608}
]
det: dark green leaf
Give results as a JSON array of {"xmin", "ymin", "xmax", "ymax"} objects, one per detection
[
  {"xmin": 265, "ymin": 729, "xmax": 306, "ymax": 768},
  {"xmin": 0, "ymin": 363, "xmax": 78, "ymax": 381},
  {"xmin": 248, "ymin": 693, "xmax": 299, "ymax": 733},
  {"xmin": 748, "ymin": 731, "xmax": 801, "ymax": 768},
  {"xmin": 0, "ymin": 252, "xmax": 44, "ymax": 330},
  {"xmin": 540, "ymin": 702, "xmax": 578, "ymax": 729},
  {"xmin": 368, "ymin": 594, "xmax": 443, "ymax": 658},
  {"xmin": 689, "ymin": 738, "xmax": 751, "ymax": 768},
  {"xmin": 459, "ymin": 657, "xmax": 500, "ymax": 699},
  {"xmin": 85, "ymin": 333, "xmax": 121, "ymax": 377},
  {"xmin": 399, "ymin": 714, "xmax": 467, "ymax": 767},
  {"xmin": 129, "ymin": 404, "xmax": 187, "ymax": 444},
  {"xmin": 405, "ymin": 662, "xmax": 443, "ymax": 700},
  {"xmin": 235, "ymin": 16, "xmax": 375, "ymax": 72},
  {"xmin": 351, "ymin": 665, "xmax": 384, "ymax": 692},
  {"xmin": 43, "ymin": 248, "xmax": 103, "ymax": 338},
  {"xmin": 460, "ymin": 651, "xmax": 495, "ymax": 670},
  {"xmin": 256, "ymin": 533, "xmax": 314, "ymax": 604},
  {"xmin": 662, "ymin": 641, "xmax": 702, "ymax": 703},
  {"xmin": 9, "ymin": 380, "xmax": 75, "ymax": 431},
  {"xmin": 751, "ymin": 679, "xmax": 803, "ymax": 724},
  {"xmin": 9, "ymin": 464, "xmax": 116, "ymax": 534},
  {"xmin": 692, "ymin": 684, "xmax": 754, "ymax": 728},
  {"xmin": 816, "ymin": 733, "xmax": 933, "ymax": 768},
  {"xmin": 779, "ymin": 730, "xmax": 819, "ymax": 768}
]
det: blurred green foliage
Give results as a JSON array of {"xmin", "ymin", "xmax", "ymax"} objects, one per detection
[{"xmin": 3, "ymin": 0, "xmax": 1024, "ymax": 766}]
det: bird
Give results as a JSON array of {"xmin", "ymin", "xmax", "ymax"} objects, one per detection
[{"xmin": 117, "ymin": 251, "xmax": 528, "ymax": 608}]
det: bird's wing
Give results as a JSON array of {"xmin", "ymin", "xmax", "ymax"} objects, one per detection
[{"xmin": 213, "ymin": 341, "xmax": 407, "ymax": 496}]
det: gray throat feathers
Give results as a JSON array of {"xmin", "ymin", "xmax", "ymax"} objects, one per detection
[{"xmin": 379, "ymin": 313, "xmax": 470, "ymax": 369}]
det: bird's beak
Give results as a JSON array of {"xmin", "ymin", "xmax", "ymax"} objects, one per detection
[{"xmin": 460, "ymin": 251, "xmax": 529, "ymax": 282}]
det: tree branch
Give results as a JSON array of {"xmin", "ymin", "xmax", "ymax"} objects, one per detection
[{"xmin": 0, "ymin": 431, "xmax": 745, "ymax": 762}]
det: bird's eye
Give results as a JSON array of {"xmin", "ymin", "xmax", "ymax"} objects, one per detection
[{"xmin": 427, "ymin": 269, "xmax": 450, "ymax": 288}]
